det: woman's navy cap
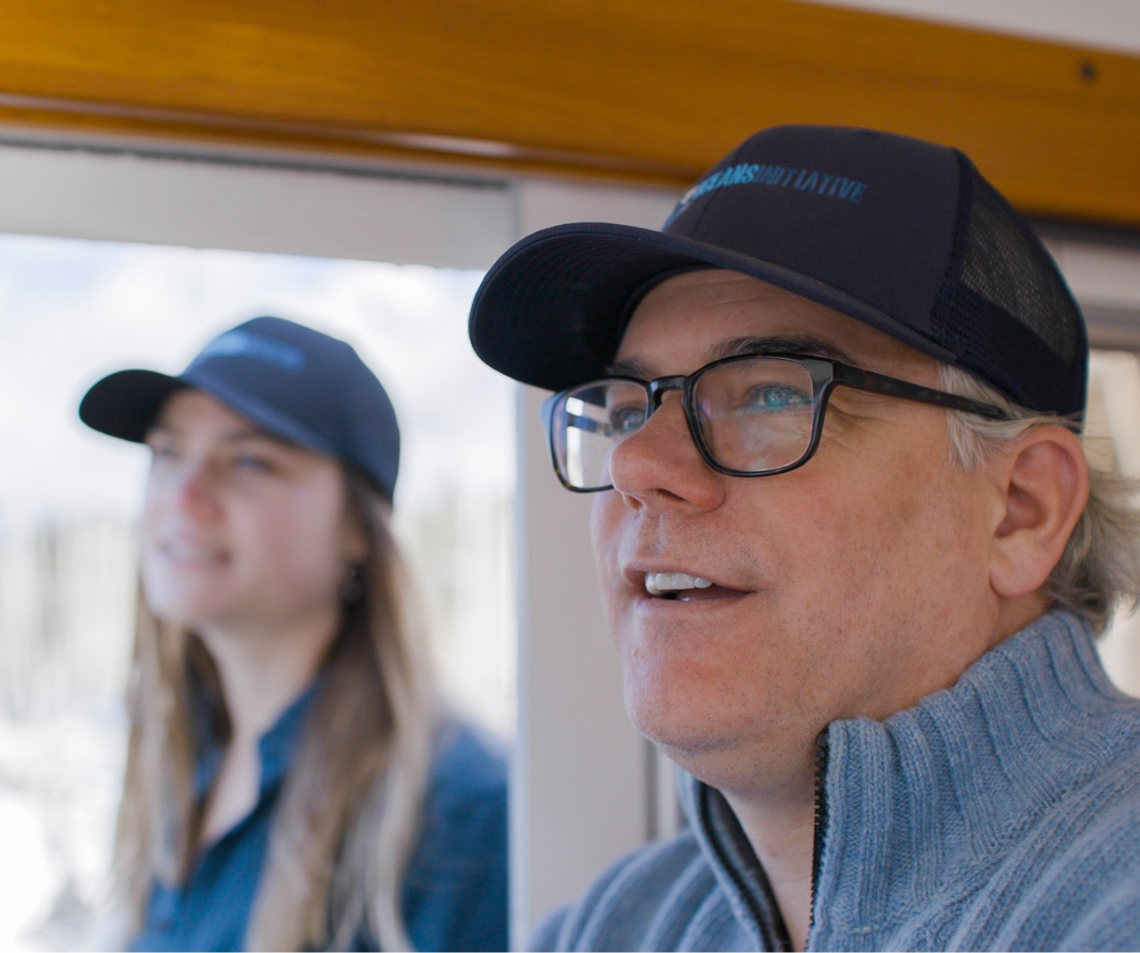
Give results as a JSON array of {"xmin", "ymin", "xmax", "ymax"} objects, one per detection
[
  {"xmin": 469, "ymin": 124, "xmax": 1088, "ymax": 418},
  {"xmin": 79, "ymin": 316, "xmax": 401, "ymax": 501}
]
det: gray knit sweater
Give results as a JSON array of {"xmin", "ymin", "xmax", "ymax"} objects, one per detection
[{"xmin": 535, "ymin": 611, "xmax": 1140, "ymax": 951}]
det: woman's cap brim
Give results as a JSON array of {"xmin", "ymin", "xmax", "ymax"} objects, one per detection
[
  {"xmin": 78, "ymin": 369, "xmax": 187, "ymax": 442},
  {"xmin": 77, "ymin": 366, "xmax": 343, "ymax": 466}
]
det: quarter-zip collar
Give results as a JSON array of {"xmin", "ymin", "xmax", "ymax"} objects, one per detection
[{"xmin": 678, "ymin": 610, "xmax": 1137, "ymax": 951}]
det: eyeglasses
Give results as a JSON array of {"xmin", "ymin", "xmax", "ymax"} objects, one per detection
[{"xmin": 540, "ymin": 352, "xmax": 1009, "ymax": 492}]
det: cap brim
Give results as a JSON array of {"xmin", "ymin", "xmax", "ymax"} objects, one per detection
[
  {"xmin": 469, "ymin": 221, "xmax": 956, "ymax": 392},
  {"xmin": 78, "ymin": 369, "xmax": 187, "ymax": 442},
  {"xmin": 79, "ymin": 366, "xmax": 344, "ymax": 468}
]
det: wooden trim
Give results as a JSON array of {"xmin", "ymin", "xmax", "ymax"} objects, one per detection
[{"xmin": 0, "ymin": 0, "xmax": 1137, "ymax": 223}]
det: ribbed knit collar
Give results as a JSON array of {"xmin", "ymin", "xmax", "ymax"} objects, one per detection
[{"xmin": 680, "ymin": 610, "xmax": 1134, "ymax": 951}]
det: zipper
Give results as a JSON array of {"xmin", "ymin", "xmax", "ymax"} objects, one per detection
[
  {"xmin": 809, "ymin": 728, "xmax": 830, "ymax": 939},
  {"xmin": 698, "ymin": 784, "xmax": 793, "ymax": 952}
]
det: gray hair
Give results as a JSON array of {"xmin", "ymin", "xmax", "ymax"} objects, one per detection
[{"xmin": 939, "ymin": 364, "xmax": 1140, "ymax": 634}]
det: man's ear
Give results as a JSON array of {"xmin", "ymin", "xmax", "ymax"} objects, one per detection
[{"xmin": 989, "ymin": 425, "xmax": 1089, "ymax": 599}]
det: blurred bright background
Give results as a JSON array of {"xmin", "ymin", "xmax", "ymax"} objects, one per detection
[{"xmin": 0, "ymin": 233, "xmax": 514, "ymax": 950}]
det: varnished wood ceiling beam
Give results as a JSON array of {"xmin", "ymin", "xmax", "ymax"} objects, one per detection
[{"xmin": 0, "ymin": 0, "xmax": 1136, "ymax": 225}]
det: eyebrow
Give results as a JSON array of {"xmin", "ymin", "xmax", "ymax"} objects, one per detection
[{"xmin": 606, "ymin": 334, "xmax": 855, "ymax": 379}]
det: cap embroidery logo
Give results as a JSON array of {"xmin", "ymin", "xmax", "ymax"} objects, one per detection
[
  {"xmin": 193, "ymin": 330, "xmax": 306, "ymax": 372},
  {"xmin": 667, "ymin": 162, "xmax": 869, "ymax": 224}
]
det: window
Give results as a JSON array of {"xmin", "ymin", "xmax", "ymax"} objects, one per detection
[{"xmin": 0, "ymin": 233, "xmax": 513, "ymax": 949}]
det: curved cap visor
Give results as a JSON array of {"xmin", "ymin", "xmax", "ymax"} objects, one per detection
[
  {"xmin": 79, "ymin": 369, "xmax": 187, "ymax": 443},
  {"xmin": 469, "ymin": 221, "xmax": 958, "ymax": 393},
  {"xmin": 78, "ymin": 366, "xmax": 345, "ymax": 463}
]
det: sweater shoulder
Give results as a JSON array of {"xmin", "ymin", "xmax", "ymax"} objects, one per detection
[
  {"xmin": 1059, "ymin": 847, "xmax": 1140, "ymax": 951},
  {"xmin": 954, "ymin": 748, "xmax": 1140, "ymax": 951},
  {"xmin": 532, "ymin": 830, "xmax": 751, "ymax": 952},
  {"xmin": 1011, "ymin": 775, "xmax": 1140, "ymax": 950},
  {"xmin": 531, "ymin": 829, "xmax": 720, "ymax": 948}
]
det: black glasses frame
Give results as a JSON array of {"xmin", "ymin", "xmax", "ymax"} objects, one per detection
[{"xmin": 540, "ymin": 352, "xmax": 1010, "ymax": 492}]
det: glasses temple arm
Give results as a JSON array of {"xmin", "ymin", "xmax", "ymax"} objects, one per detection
[{"xmin": 833, "ymin": 364, "xmax": 1010, "ymax": 420}]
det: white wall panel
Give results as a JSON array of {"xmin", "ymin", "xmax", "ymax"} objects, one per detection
[
  {"xmin": 509, "ymin": 179, "xmax": 680, "ymax": 947},
  {"xmin": 0, "ymin": 144, "xmax": 513, "ymax": 269}
]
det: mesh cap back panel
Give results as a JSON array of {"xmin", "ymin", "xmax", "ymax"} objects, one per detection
[
  {"xmin": 933, "ymin": 157, "xmax": 1087, "ymax": 417},
  {"xmin": 959, "ymin": 176, "xmax": 1081, "ymax": 367}
]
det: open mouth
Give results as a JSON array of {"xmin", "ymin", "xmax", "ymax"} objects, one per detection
[{"xmin": 643, "ymin": 572, "xmax": 744, "ymax": 602}]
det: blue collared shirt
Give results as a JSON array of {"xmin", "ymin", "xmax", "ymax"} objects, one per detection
[{"xmin": 132, "ymin": 689, "xmax": 508, "ymax": 951}]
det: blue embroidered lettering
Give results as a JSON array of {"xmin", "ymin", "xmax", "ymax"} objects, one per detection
[
  {"xmin": 193, "ymin": 331, "xmax": 305, "ymax": 372},
  {"xmin": 666, "ymin": 163, "xmax": 866, "ymax": 221}
]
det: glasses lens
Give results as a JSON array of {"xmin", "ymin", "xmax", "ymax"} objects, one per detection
[
  {"xmin": 553, "ymin": 380, "xmax": 649, "ymax": 489},
  {"xmin": 693, "ymin": 357, "xmax": 816, "ymax": 473}
]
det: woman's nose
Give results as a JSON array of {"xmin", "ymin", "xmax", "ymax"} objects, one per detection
[
  {"xmin": 608, "ymin": 392, "xmax": 724, "ymax": 511},
  {"xmin": 152, "ymin": 458, "xmax": 222, "ymax": 520}
]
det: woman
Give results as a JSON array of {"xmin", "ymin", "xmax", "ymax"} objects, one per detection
[{"xmin": 79, "ymin": 316, "xmax": 507, "ymax": 952}]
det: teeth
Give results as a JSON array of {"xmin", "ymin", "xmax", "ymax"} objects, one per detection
[{"xmin": 645, "ymin": 572, "xmax": 714, "ymax": 595}]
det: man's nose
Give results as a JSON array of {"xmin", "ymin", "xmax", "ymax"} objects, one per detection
[{"xmin": 608, "ymin": 391, "xmax": 723, "ymax": 511}]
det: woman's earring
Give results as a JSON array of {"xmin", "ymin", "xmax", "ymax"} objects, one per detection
[{"xmin": 342, "ymin": 564, "xmax": 365, "ymax": 604}]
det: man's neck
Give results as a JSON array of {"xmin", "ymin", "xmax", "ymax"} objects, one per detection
[{"xmin": 722, "ymin": 764, "xmax": 817, "ymax": 953}]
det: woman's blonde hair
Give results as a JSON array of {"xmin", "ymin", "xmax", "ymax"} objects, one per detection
[
  {"xmin": 939, "ymin": 363, "xmax": 1140, "ymax": 635},
  {"xmin": 113, "ymin": 469, "xmax": 435, "ymax": 951}
]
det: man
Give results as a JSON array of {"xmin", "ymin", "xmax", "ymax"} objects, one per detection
[{"xmin": 470, "ymin": 125, "xmax": 1140, "ymax": 951}]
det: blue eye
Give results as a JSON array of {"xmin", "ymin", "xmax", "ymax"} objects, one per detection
[
  {"xmin": 235, "ymin": 454, "xmax": 274, "ymax": 472},
  {"xmin": 608, "ymin": 405, "xmax": 647, "ymax": 435},
  {"xmin": 744, "ymin": 385, "xmax": 812, "ymax": 412}
]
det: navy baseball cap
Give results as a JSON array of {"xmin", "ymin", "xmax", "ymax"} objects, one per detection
[
  {"xmin": 79, "ymin": 316, "xmax": 401, "ymax": 501},
  {"xmin": 469, "ymin": 124, "xmax": 1087, "ymax": 418}
]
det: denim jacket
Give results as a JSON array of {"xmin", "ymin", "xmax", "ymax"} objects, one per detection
[{"xmin": 133, "ymin": 688, "xmax": 507, "ymax": 952}]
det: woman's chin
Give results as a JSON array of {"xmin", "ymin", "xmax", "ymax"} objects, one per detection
[{"xmin": 144, "ymin": 590, "xmax": 233, "ymax": 630}]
